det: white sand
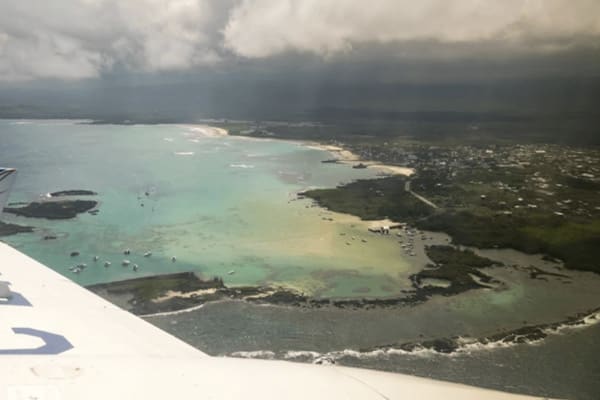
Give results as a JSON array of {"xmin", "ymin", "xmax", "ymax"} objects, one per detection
[
  {"xmin": 153, "ymin": 288, "xmax": 218, "ymax": 303},
  {"xmin": 307, "ymin": 142, "xmax": 414, "ymax": 176},
  {"xmin": 179, "ymin": 124, "xmax": 229, "ymax": 138}
]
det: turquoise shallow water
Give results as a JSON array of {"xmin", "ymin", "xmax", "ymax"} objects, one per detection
[{"xmin": 0, "ymin": 119, "xmax": 417, "ymax": 296}]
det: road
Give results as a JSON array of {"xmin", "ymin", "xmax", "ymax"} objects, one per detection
[{"xmin": 405, "ymin": 179, "xmax": 439, "ymax": 209}]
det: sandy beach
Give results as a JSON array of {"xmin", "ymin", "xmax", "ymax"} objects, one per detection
[
  {"xmin": 306, "ymin": 143, "xmax": 415, "ymax": 177},
  {"xmin": 179, "ymin": 124, "xmax": 229, "ymax": 138}
]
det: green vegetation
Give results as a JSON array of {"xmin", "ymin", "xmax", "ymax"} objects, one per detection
[
  {"xmin": 412, "ymin": 245, "xmax": 499, "ymax": 297},
  {"xmin": 0, "ymin": 221, "xmax": 33, "ymax": 236},
  {"xmin": 519, "ymin": 220, "xmax": 600, "ymax": 273},
  {"xmin": 88, "ymin": 273, "xmax": 228, "ymax": 315},
  {"xmin": 4, "ymin": 200, "xmax": 98, "ymax": 219},
  {"xmin": 303, "ymin": 150, "xmax": 600, "ymax": 273},
  {"xmin": 49, "ymin": 190, "xmax": 97, "ymax": 197},
  {"xmin": 426, "ymin": 245, "xmax": 498, "ymax": 269},
  {"xmin": 89, "ymin": 272, "xmax": 224, "ymax": 302},
  {"xmin": 302, "ymin": 176, "xmax": 433, "ymax": 222}
]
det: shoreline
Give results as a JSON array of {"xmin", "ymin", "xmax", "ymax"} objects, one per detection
[
  {"xmin": 5, "ymin": 120, "xmax": 593, "ymax": 295},
  {"xmin": 87, "ymin": 244, "xmax": 575, "ymax": 317},
  {"xmin": 178, "ymin": 124, "xmax": 229, "ymax": 138},
  {"xmin": 221, "ymin": 306, "xmax": 600, "ymax": 360},
  {"xmin": 304, "ymin": 143, "xmax": 415, "ymax": 177}
]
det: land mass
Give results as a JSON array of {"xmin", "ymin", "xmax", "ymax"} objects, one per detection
[
  {"xmin": 0, "ymin": 221, "xmax": 34, "ymax": 236},
  {"xmin": 301, "ymin": 141, "xmax": 600, "ymax": 274},
  {"xmin": 49, "ymin": 190, "xmax": 98, "ymax": 197},
  {"xmin": 4, "ymin": 199, "xmax": 98, "ymax": 219},
  {"xmin": 221, "ymin": 120, "xmax": 599, "ymax": 273}
]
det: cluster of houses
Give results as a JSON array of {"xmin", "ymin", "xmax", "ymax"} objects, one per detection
[{"xmin": 341, "ymin": 140, "xmax": 599, "ymax": 219}]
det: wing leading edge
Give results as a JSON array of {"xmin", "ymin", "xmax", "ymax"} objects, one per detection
[{"xmin": 0, "ymin": 168, "xmax": 17, "ymax": 216}]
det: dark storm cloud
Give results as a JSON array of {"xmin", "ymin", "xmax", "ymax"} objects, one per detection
[{"xmin": 0, "ymin": 0, "xmax": 599, "ymax": 81}]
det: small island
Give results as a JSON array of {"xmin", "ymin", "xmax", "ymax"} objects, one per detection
[
  {"xmin": 410, "ymin": 245, "xmax": 500, "ymax": 297},
  {"xmin": 0, "ymin": 221, "xmax": 34, "ymax": 236},
  {"xmin": 352, "ymin": 162, "xmax": 368, "ymax": 169},
  {"xmin": 49, "ymin": 190, "xmax": 98, "ymax": 197},
  {"xmin": 4, "ymin": 199, "xmax": 98, "ymax": 219}
]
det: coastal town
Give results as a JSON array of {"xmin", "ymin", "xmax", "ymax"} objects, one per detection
[
  {"xmin": 223, "ymin": 120, "xmax": 600, "ymax": 220},
  {"xmin": 334, "ymin": 140, "xmax": 600, "ymax": 218},
  {"xmin": 301, "ymin": 137, "xmax": 600, "ymax": 274}
]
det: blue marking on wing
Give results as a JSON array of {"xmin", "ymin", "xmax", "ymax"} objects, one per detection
[
  {"xmin": 0, "ymin": 291, "xmax": 32, "ymax": 307},
  {"xmin": 0, "ymin": 281, "xmax": 32, "ymax": 307},
  {"xmin": 0, "ymin": 328, "xmax": 74, "ymax": 355}
]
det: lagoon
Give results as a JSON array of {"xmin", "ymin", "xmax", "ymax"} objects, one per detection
[{"xmin": 0, "ymin": 119, "xmax": 420, "ymax": 297}]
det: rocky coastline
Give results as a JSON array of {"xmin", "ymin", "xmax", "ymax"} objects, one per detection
[{"xmin": 87, "ymin": 246, "xmax": 507, "ymax": 316}]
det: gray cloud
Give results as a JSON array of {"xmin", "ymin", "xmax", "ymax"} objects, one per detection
[
  {"xmin": 224, "ymin": 0, "xmax": 600, "ymax": 57},
  {"xmin": 0, "ymin": 0, "xmax": 227, "ymax": 81},
  {"xmin": 1, "ymin": 0, "xmax": 599, "ymax": 81}
]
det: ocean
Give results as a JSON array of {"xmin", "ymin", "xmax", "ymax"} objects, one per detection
[
  {"xmin": 1, "ymin": 119, "xmax": 599, "ymax": 399},
  {"xmin": 0, "ymin": 119, "xmax": 417, "ymax": 297}
]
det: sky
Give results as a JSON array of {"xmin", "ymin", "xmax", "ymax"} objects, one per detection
[
  {"xmin": 0, "ymin": 1, "xmax": 599, "ymax": 124},
  {"xmin": 1, "ymin": 0, "xmax": 599, "ymax": 82}
]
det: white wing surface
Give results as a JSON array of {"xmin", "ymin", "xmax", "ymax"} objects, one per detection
[
  {"xmin": 0, "ymin": 242, "xmax": 547, "ymax": 400},
  {"xmin": 0, "ymin": 168, "xmax": 17, "ymax": 214}
]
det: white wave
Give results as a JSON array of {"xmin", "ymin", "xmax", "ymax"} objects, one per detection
[
  {"xmin": 330, "ymin": 347, "xmax": 436, "ymax": 359},
  {"xmin": 140, "ymin": 303, "xmax": 206, "ymax": 318},
  {"xmin": 231, "ymin": 350, "xmax": 275, "ymax": 359},
  {"xmin": 163, "ymin": 137, "xmax": 174, "ymax": 142},
  {"xmin": 456, "ymin": 339, "xmax": 524, "ymax": 354},
  {"xmin": 180, "ymin": 125, "xmax": 228, "ymax": 138},
  {"xmin": 455, "ymin": 309, "xmax": 600, "ymax": 354},
  {"xmin": 174, "ymin": 151, "xmax": 194, "ymax": 156},
  {"xmin": 543, "ymin": 309, "xmax": 600, "ymax": 335},
  {"xmin": 240, "ymin": 346, "xmax": 436, "ymax": 364},
  {"xmin": 9, "ymin": 119, "xmax": 90, "ymax": 126},
  {"xmin": 230, "ymin": 163, "xmax": 255, "ymax": 169},
  {"xmin": 283, "ymin": 350, "xmax": 322, "ymax": 360},
  {"xmin": 227, "ymin": 310, "xmax": 600, "ymax": 363}
]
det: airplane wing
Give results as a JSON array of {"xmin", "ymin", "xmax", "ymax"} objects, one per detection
[
  {"xmin": 0, "ymin": 168, "xmax": 542, "ymax": 399},
  {"xmin": 0, "ymin": 242, "xmax": 544, "ymax": 400},
  {"xmin": 0, "ymin": 168, "xmax": 17, "ymax": 213}
]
